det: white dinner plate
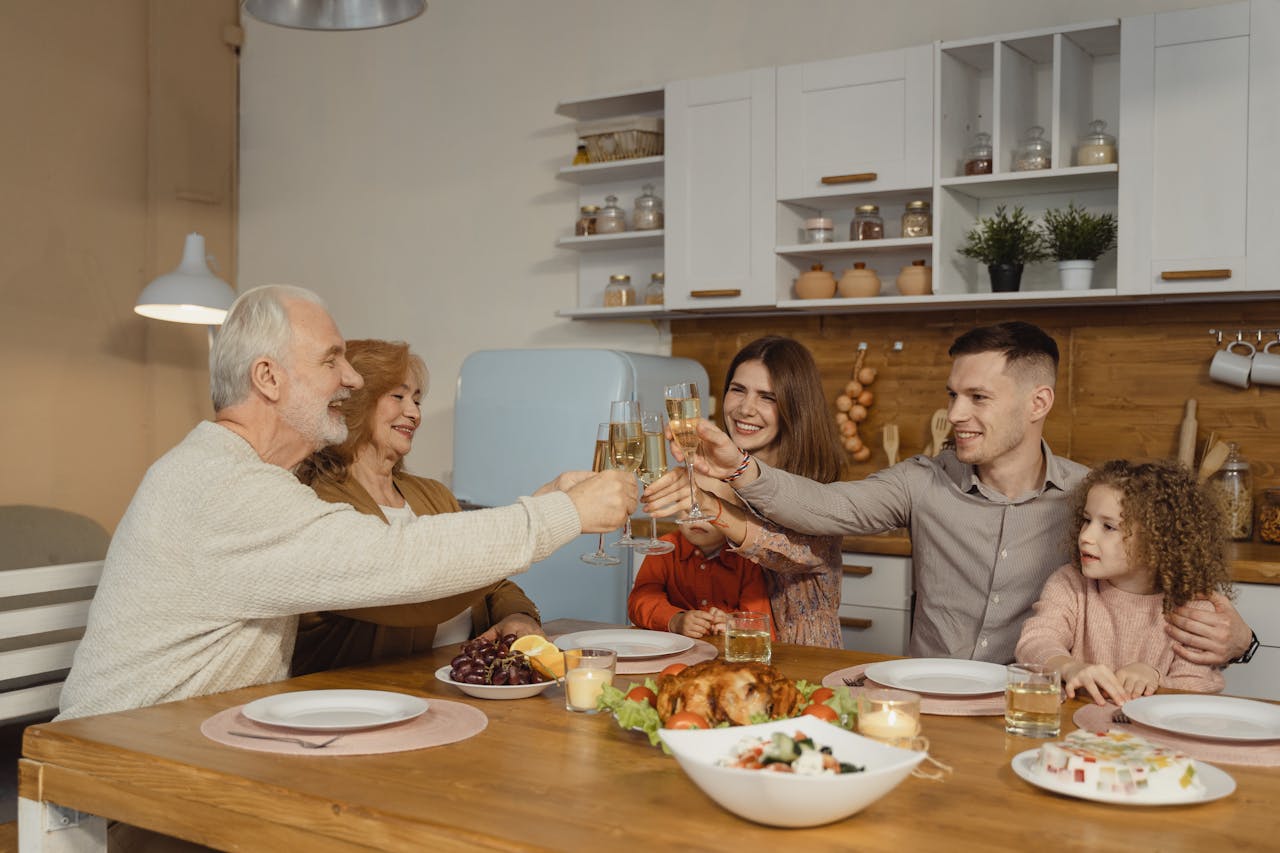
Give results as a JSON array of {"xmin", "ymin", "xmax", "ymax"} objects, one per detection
[
  {"xmin": 863, "ymin": 658, "xmax": 1006, "ymax": 696},
  {"xmin": 1121, "ymin": 695, "xmax": 1280, "ymax": 742},
  {"xmin": 241, "ymin": 689, "xmax": 429, "ymax": 732},
  {"xmin": 1011, "ymin": 749, "xmax": 1235, "ymax": 806},
  {"xmin": 434, "ymin": 665, "xmax": 557, "ymax": 700},
  {"xmin": 554, "ymin": 629, "xmax": 694, "ymax": 660}
]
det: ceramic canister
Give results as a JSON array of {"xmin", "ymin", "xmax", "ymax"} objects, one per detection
[
  {"xmin": 795, "ymin": 264, "xmax": 837, "ymax": 299},
  {"xmin": 837, "ymin": 262, "xmax": 881, "ymax": 298},
  {"xmin": 896, "ymin": 260, "xmax": 932, "ymax": 295}
]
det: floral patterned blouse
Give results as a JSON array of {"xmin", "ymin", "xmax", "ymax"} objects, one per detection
[{"xmin": 732, "ymin": 517, "xmax": 843, "ymax": 648}]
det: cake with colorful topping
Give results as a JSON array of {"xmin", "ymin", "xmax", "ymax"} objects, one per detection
[{"xmin": 1035, "ymin": 729, "xmax": 1204, "ymax": 800}]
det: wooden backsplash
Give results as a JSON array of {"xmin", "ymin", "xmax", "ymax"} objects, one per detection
[{"xmin": 671, "ymin": 300, "xmax": 1280, "ymax": 492}]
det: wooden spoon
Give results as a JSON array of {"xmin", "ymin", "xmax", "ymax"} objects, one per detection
[
  {"xmin": 929, "ymin": 409, "xmax": 950, "ymax": 457},
  {"xmin": 883, "ymin": 423, "xmax": 900, "ymax": 467},
  {"xmin": 1198, "ymin": 440, "xmax": 1229, "ymax": 482}
]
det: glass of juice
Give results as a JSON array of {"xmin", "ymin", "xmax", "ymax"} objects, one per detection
[
  {"xmin": 724, "ymin": 611, "xmax": 772, "ymax": 665},
  {"xmin": 563, "ymin": 648, "xmax": 617, "ymax": 713},
  {"xmin": 1005, "ymin": 663, "xmax": 1061, "ymax": 737}
]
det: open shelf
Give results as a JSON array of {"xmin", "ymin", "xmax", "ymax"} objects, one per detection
[
  {"xmin": 939, "ymin": 164, "xmax": 1117, "ymax": 199},
  {"xmin": 555, "ymin": 87, "xmax": 664, "ymax": 121},
  {"xmin": 557, "ymin": 231, "xmax": 664, "ymax": 252},
  {"xmin": 777, "ymin": 237, "xmax": 933, "ymax": 259},
  {"xmin": 557, "ymin": 156, "xmax": 664, "ymax": 185}
]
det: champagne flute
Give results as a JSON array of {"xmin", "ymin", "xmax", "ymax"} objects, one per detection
[
  {"xmin": 581, "ymin": 422, "xmax": 621, "ymax": 566},
  {"xmin": 609, "ymin": 400, "xmax": 644, "ymax": 547},
  {"xmin": 636, "ymin": 410, "xmax": 675, "ymax": 554},
  {"xmin": 664, "ymin": 381, "xmax": 710, "ymax": 524}
]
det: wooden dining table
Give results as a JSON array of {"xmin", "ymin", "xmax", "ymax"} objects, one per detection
[{"xmin": 18, "ymin": 636, "xmax": 1278, "ymax": 852}]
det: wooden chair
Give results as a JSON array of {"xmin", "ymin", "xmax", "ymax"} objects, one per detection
[{"xmin": 0, "ymin": 560, "xmax": 102, "ymax": 725}]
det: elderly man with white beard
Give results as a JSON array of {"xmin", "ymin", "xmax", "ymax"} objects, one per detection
[{"xmin": 59, "ymin": 284, "xmax": 635, "ymax": 721}]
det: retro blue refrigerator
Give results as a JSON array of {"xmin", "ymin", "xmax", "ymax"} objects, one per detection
[{"xmin": 452, "ymin": 349, "xmax": 710, "ymax": 624}]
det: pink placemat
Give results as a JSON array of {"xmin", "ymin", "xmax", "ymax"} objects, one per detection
[
  {"xmin": 822, "ymin": 663, "xmax": 1005, "ymax": 716},
  {"xmin": 201, "ymin": 698, "xmax": 487, "ymax": 756},
  {"xmin": 1073, "ymin": 704, "xmax": 1280, "ymax": 767}
]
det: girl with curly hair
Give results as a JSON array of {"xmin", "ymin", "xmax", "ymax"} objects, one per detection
[{"xmin": 1015, "ymin": 459, "xmax": 1233, "ymax": 705}]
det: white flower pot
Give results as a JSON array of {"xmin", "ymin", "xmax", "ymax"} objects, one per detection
[{"xmin": 1057, "ymin": 259, "xmax": 1095, "ymax": 291}]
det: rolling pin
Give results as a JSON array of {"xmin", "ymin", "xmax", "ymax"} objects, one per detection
[{"xmin": 1177, "ymin": 400, "xmax": 1197, "ymax": 469}]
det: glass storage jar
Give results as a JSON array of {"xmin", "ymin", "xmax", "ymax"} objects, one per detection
[
  {"xmin": 644, "ymin": 272, "xmax": 665, "ymax": 305},
  {"xmin": 1258, "ymin": 488, "xmax": 1280, "ymax": 544},
  {"xmin": 851, "ymin": 205, "xmax": 884, "ymax": 241},
  {"xmin": 804, "ymin": 217, "xmax": 835, "ymax": 243},
  {"xmin": 901, "ymin": 200, "xmax": 932, "ymax": 237},
  {"xmin": 603, "ymin": 274, "xmax": 635, "ymax": 307},
  {"xmin": 1013, "ymin": 126, "xmax": 1052, "ymax": 171},
  {"xmin": 1208, "ymin": 443, "xmax": 1252, "ymax": 540},
  {"xmin": 632, "ymin": 184, "xmax": 664, "ymax": 231},
  {"xmin": 595, "ymin": 195, "xmax": 628, "ymax": 234},
  {"xmin": 964, "ymin": 131, "xmax": 993, "ymax": 175},
  {"xmin": 1076, "ymin": 119, "xmax": 1117, "ymax": 166},
  {"xmin": 574, "ymin": 204, "xmax": 599, "ymax": 236}
]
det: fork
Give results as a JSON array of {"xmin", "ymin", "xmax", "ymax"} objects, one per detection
[
  {"xmin": 1111, "ymin": 709, "xmax": 1131, "ymax": 724},
  {"xmin": 843, "ymin": 675, "xmax": 867, "ymax": 688},
  {"xmin": 229, "ymin": 731, "xmax": 342, "ymax": 749}
]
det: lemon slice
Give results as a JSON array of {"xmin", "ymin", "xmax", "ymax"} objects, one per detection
[{"xmin": 510, "ymin": 635, "xmax": 564, "ymax": 680}]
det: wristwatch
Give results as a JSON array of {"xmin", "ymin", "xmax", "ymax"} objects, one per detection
[{"xmin": 1231, "ymin": 631, "xmax": 1260, "ymax": 665}]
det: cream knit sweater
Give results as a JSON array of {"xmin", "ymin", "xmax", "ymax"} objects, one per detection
[{"xmin": 58, "ymin": 422, "xmax": 580, "ymax": 719}]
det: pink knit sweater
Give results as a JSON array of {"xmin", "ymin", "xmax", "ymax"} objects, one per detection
[{"xmin": 1015, "ymin": 564, "xmax": 1224, "ymax": 693}]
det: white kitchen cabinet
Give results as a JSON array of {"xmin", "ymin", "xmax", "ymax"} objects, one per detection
[
  {"xmin": 663, "ymin": 68, "xmax": 777, "ymax": 310},
  {"xmin": 1118, "ymin": 0, "xmax": 1280, "ymax": 296},
  {"xmin": 777, "ymin": 46, "xmax": 933, "ymax": 202},
  {"xmin": 1222, "ymin": 582, "xmax": 1280, "ymax": 701},
  {"xmin": 838, "ymin": 552, "xmax": 912, "ymax": 655}
]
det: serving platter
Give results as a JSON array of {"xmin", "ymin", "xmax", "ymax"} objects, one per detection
[
  {"xmin": 433, "ymin": 666, "xmax": 557, "ymax": 700},
  {"xmin": 863, "ymin": 658, "xmax": 1005, "ymax": 696},
  {"xmin": 1011, "ymin": 750, "xmax": 1235, "ymax": 806},
  {"xmin": 1121, "ymin": 695, "xmax": 1280, "ymax": 742},
  {"xmin": 242, "ymin": 690, "xmax": 429, "ymax": 731},
  {"xmin": 555, "ymin": 629, "xmax": 694, "ymax": 660}
]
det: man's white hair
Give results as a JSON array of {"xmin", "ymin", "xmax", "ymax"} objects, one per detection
[{"xmin": 209, "ymin": 284, "xmax": 327, "ymax": 411}]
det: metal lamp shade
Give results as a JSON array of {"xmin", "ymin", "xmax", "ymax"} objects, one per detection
[
  {"xmin": 135, "ymin": 233, "xmax": 236, "ymax": 325},
  {"xmin": 244, "ymin": 0, "xmax": 426, "ymax": 30}
]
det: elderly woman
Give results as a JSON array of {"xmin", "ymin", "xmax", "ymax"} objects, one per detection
[{"xmin": 292, "ymin": 339, "xmax": 542, "ymax": 675}]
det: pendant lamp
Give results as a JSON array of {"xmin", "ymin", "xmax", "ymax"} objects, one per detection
[
  {"xmin": 135, "ymin": 233, "xmax": 236, "ymax": 326},
  {"xmin": 244, "ymin": 0, "xmax": 426, "ymax": 30}
]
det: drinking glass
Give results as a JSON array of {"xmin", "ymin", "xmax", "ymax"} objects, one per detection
[
  {"xmin": 635, "ymin": 411, "xmax": 675, "ymax": 555},
  {"xmin": 1005, "ymin": 663, "xmax": 1061, "ymax": 738},
  {"xmin": 663, "ymin": 381, "xmax": 709, "ymax": 524},
  {"xmin": 609, "ymin": 400, "xmax": 643, "ymax": 548},
  {"xmin": 724, "ymin": 611, "xmax": 771, "ymax": 664},
  {"xmin": 580, "ymin": 423, "xmax": 621, "ymax": 566}
]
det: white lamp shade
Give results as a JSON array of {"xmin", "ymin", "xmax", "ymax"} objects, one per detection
[
  {"xmin": 244, "ymin": 0, "xmax": 426, "ymax": 30},
  {"xmin": 135, "ymin": 233, "xmax": 236, "ymax": 325}
]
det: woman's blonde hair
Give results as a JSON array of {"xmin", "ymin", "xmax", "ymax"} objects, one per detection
[
  {"xmin": 295, "ymin": 339, "xmax": 427, "ymax": 485},
  {"xmin": 1068, "ymin": 459, "xmax": 1232, "ymax": 611}
]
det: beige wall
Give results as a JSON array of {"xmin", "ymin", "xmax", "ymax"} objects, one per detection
[
  {"xmin": 238, "ymin": 0, "xmax": 1233, "ymax": 487},
  {"xmin": 0, "ymin": 1, "xmax": 238, "ymax": 534}
]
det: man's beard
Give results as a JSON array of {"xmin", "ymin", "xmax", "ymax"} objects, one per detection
[{"xmin": 280, "ymin": 390, "xmax": 349, "ymax": 448}]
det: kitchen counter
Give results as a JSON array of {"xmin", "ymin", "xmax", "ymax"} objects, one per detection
[{"xmin": 842, "ymin": 531, "xmax": 1280, "ymax": 586}]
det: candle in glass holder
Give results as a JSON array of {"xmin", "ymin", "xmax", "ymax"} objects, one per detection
[
  {"xmin": 857, "ymin": 689, "xmax": 922, "ymax": 747},
  {"xmin": 563, "ymin": 648, "xmax": 616, "ymax": 713}
]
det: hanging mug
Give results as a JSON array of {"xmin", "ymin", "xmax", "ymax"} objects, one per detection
[
  {"xmin": 1209, "ymin": 339, "xmax": 1255, "ymax": 388},
  {"xmin": 1250, "ymin": 339, "xmax": 1280, "ymax": 387}
]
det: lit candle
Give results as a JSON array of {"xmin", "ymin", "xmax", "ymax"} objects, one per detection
[
  {"xmin": 858, "ymin": 709, "xmax": 921, "ymax": 741},
  {"xmin": 566, "ymin": 667, "xmax": 612, "ymax": 710}
]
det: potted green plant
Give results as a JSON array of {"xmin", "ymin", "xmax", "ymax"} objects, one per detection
[
  {"xmin": 957, "ymin": 205, "xmax": 1047, "ymax": 292},
  {"xmin": 1041, "ymin": 202, "xmax": 1118, "ymax": 291}
]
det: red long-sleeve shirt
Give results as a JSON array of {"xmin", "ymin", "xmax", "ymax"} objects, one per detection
[{"xmin": 627, "ymin": 532, "xmax": 775, "ymax": 637}]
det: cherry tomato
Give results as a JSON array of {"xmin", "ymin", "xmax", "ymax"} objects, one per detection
[
  {"xmin": 801, "ymin": 703, "xmax": 839, "ymax": 723},
  {"xmin": 663, "ymin": 711, "xmax": 710, "ymax": 730},
  {"xmin": 808, "ymin": 687, "xmax": 835, "ymax": 705},
  {"xmin": 626, "ymin": 686, "xmax": 657, "ymax": 706},
  {"xmin": 660, "ymin": 663, "xmax": 689, "ymax": 678}
]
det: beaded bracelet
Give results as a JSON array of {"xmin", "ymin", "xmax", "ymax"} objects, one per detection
[{"xmin": 720, "ymin": 449, "xmax": 753, "ymax": 483}]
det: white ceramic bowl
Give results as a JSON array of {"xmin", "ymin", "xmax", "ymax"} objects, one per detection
[
  {"xmin": 433, "ymin": 665, "xmax": 556, "ymax": 700},
  {"xmin": 659, "ymin": 717, "xmax": 925, "ymax": 827}
]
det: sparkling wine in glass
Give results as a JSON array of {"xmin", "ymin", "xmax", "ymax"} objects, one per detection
[
  {"xmin": 609, "ymin": 400, "xmax": 643, "ymax": 547},
  {"xmin": 581, "ymin": 422, "xmax": 621, "ymax": 566},
  {"xmin": 636, "ymin": 411, "xmax": 675, "ymax": 554},
  {"xmin": 664, "ymin": 381, "xmax": 709, "ymax": 524}
]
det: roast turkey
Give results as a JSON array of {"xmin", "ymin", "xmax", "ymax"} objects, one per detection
[{"xmin": 656, "ymin": 659, "xmax": 801, "ymax": 726}]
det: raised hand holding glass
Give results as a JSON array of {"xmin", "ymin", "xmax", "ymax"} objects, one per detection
[
  {"xmin": 664, "ymin": 382, "xmax": 709, "ymax": 524},
  {"xmin": 581, "ymin": 422, "xmax": 621, "ymax": 566},
  {"xmin": 635, "ymin": 411, "xmax": 675, "ymax": 554},
  {"xmin": 609, "ymin": 400, "xmax": 643, "ymax": 548}
]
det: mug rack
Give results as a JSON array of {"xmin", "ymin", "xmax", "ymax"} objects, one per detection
[{"xmin": 1208, "ymin": 328, "xmax": 1280, "ymax": 345}]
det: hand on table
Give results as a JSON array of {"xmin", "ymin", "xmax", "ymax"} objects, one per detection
[
  {"xmin": 477, "ymin": 613, "xmax": 542, "ymax": 643},
  {"xmin": 1061, "ymin": 661, "xmax": 1130, "ymax": 705},
  {"xmin": 1113, "ymin": 662, "xmax": 1161, "ymax": 699},
  {"xmin": 1166, "ymin": 592, "xmax": 1252, "ymax": 666},
  {"xmin": 565, "ymin": 469, "xmax": 638, "ymax": 533},
  {"xmin": 669, "ymin": 607, "xmax": 727, "ymax": 639}
]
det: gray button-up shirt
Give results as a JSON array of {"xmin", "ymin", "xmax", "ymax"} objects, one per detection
[{"xmin": 736, "ymin": 442, "xmax": 1087, "ymax": 663}]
